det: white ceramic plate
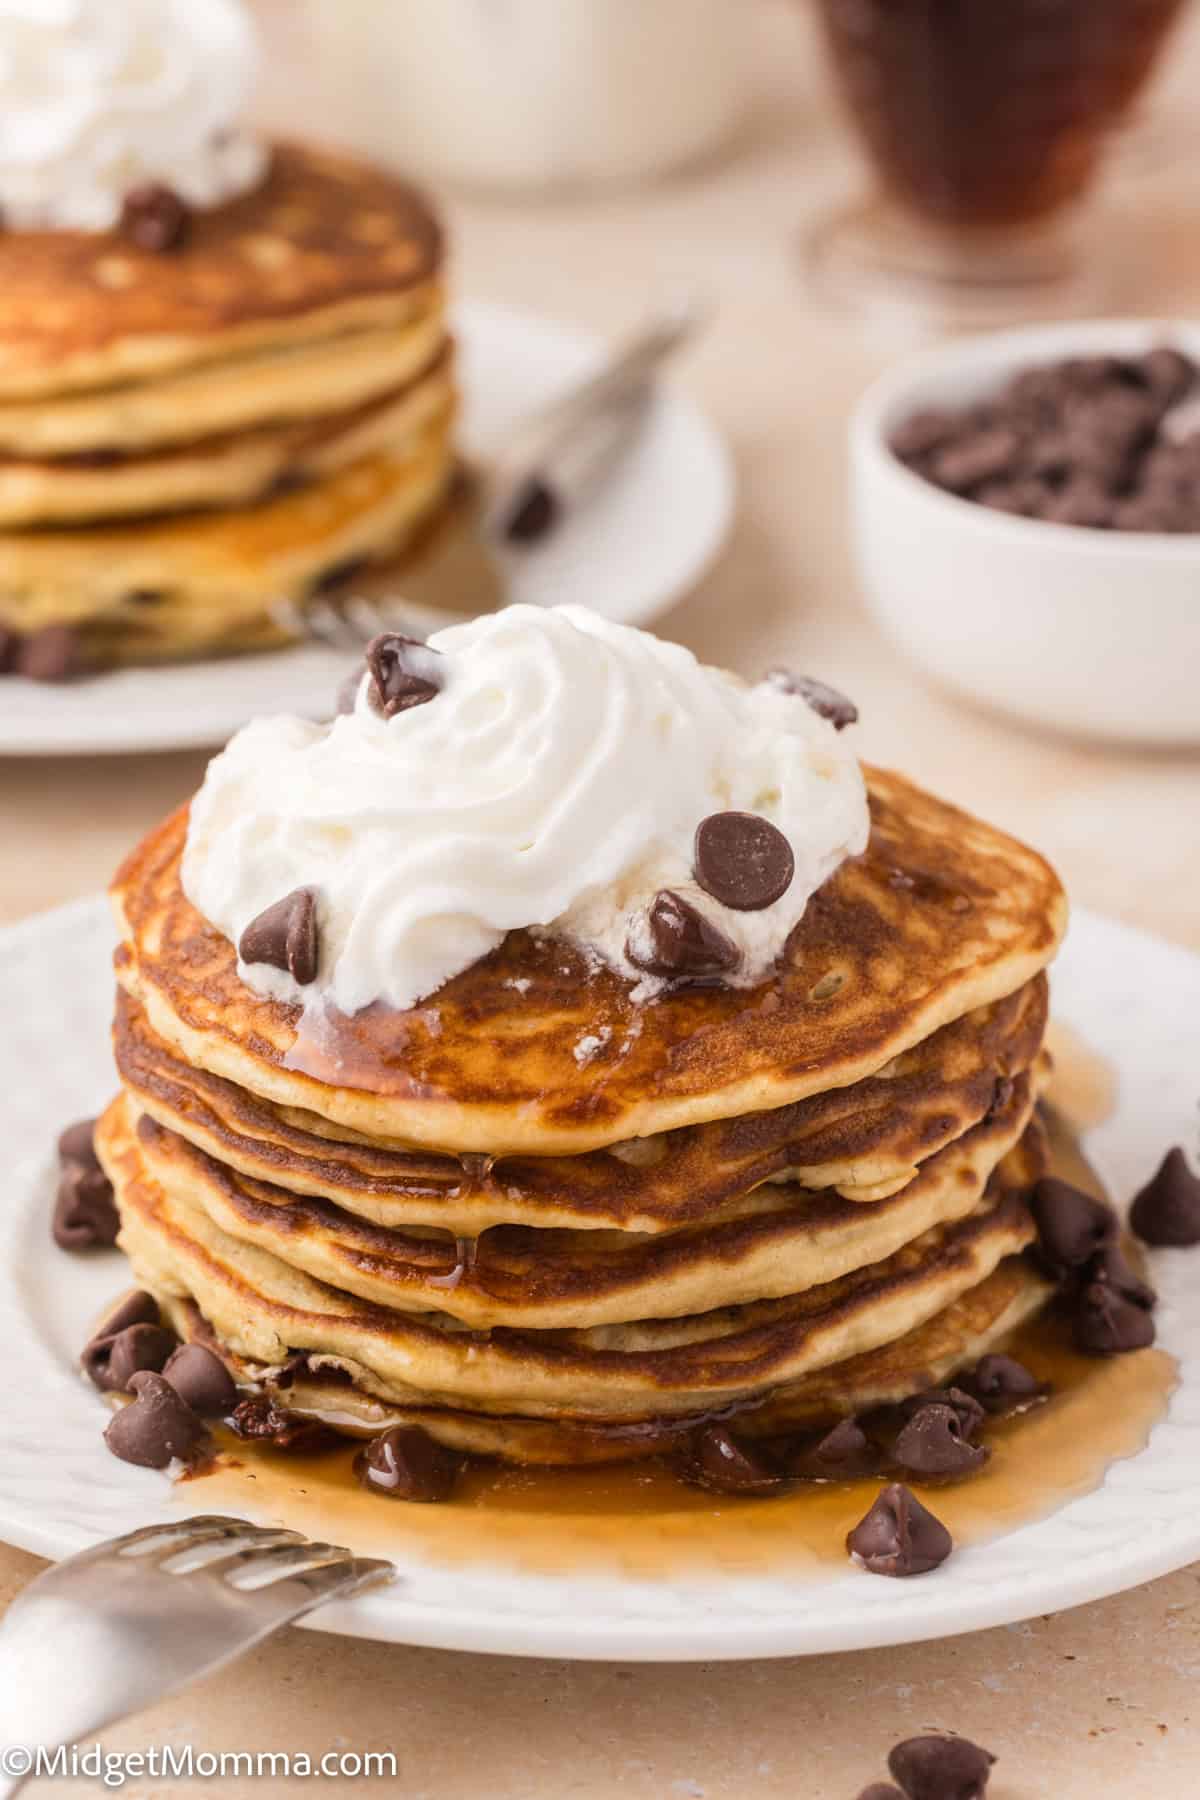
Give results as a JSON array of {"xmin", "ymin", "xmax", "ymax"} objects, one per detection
[
  {"xmin": 2, "ymin": 900, "xmax": 1198, "ymax": 1662},
  {"xmin": 2, "ymin": 900, "xmax": 1200, "ymax": 1656},
  {"xmin": 0, "ymin": 301, "xmax": 733, "ymax": 758}
]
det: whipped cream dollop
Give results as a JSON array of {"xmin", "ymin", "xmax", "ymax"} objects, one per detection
[
  {"xmin": 183, "ymin": 606, "xmax": 871, "ymax": 1016},
  {"xmin": 0, "ymin": 0, "xmax": 266, "ymax": 232}
]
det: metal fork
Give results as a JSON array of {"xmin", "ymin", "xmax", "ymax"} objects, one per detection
[{"xmin": 0, "ymin": 1516, "xmax": 392, "ymax": 1794}]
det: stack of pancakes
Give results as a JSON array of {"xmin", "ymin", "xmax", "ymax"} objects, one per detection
[
  {"xmin": 97, "ymin": 766, "xmax": 1068, "ymax": 1467},
  {"xmin": 0, "ymin": 144, "xmax": 455, "ymax": 673}
]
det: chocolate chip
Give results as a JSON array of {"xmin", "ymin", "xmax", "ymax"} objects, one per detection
[
  {"xmin": 226, "ymin": 1394, "xmax": 338, "ymax": 1452},
  {"xmin": 83, "ymin": 1322, "xmax": 177, "ymax": 1393},
  {"xmin": 103, "ymin": 1371, "xmax": 211, "ymax": 1470},
  {"xmin": 17, "ymin": 625, "xmax": 81, "ymax": 683},
  {"xmin": 898, "ymin": 1387, "xmax": 984, "ymax": 1440},
  {"xmin": 847, "ymin": 1483, "xmax": 952, "ymax": 1577},
  {"xmin": 500, "ymin": 476, "xmax": 560, "ymax": 545},
  {"xmin": 1142, "ymin": 346, "xmax": 1196, "ymax": 405},
  {"xmin": 893, "ymin": 1404, "xmax": 989, "ymax": 1478},
  {"xmin": 94, "ymin": 1290, "xmax": 161, "ymax": 1339},
  {"xmin": 1072, "ymin": 1279, "xmax": 1156, "ymax": 1355},
  {"xmin": 364, "ymin": 632, "xmax": 441, "ymax": 718},
  {"xmin": 0, "ymin": 624, "xmax": 19, "ymax": 673},
  {"xmin": 693, "ymin": 812, "xmax": 794, "ymax": 912},
  {"xmin": 53, "ymin": 1162, "xmax": 119, "ymax": 1250},
  {"xmin": 966, "ymin": 1354, "xmax": 1041, "ymax": 1414},
  {"xmin": 1130, "ymin": 1147, "xmax": 1200, "ymax": 1247},
  {"xmin": 1030, "ymin": 1177, "xmax": 1117, "ymax": 1275},
  {"xmin": 626, "ymin": 889, "xmax": 740, "ymax": 980},
  {"xmin": 930, "ymin": 427, "xmax": 1022, "ymax": 492},
  {"xmin": 887, "ymin": 1735, "xmax": 995, "ymax": 1800},
  {"xmin": 858, "ymin": 1788, "xmax": 904, "ymax": 1800},
  {"xmin": 239, "ymin": 887, "xmax": 319, "ymax": 986},
  {"xmin": 121, "ymin": 182, "xmax": 191, "ymax": 252},
  {"xmin": 162, "ymin": 1343, "xmax": 238, "ymax": 1417},
  {"xmin": 790, "ymin": 1416, "xmax": 877, "ymax": 1480},
  {"xmin": 58, "ymin": 1117, "xmax": 101, "ymax": 1169},
  {"xmin": 676, "ymin": 1424, "xmax": 786, "ymax": 1496},
  {"xmin": 889, "ymin": 409, "xmax": 959, "ymax": 461},
  {"xmin": 1086, "ymin": 1240, "xmax": 1156, "ymax": 1310},
  {"xmin": 355, "ymin": 1425, "xmax": 463, "ymax": 1502},
  {"xmin": 766, "ymin": 668, "xmax": 859, "ymax": 730}
]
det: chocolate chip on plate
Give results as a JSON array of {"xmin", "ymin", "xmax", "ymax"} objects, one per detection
[
  {"xmin": 790, "ymin": 1415, "xmax": 877, "ymax": 1481},
  {"xmin": 17, "ymin": 624, "xmax": 81, "ymax": 683},
  {"xmin": 93, "ymin": 1290, "xmax": 162, "ymax": 1340},
  {"xmin": 238, "ymin": 887, "xmax": 319, "ymax": 986},
  {"xmin": 83, "ymin": 1321, "xmax": 177, "ymax": 1394},
  {"xmin": 693, "ymin": 812, "xmax": 795, "ymax": 912},
  {"xmin": 1086, "ymin": 1240, "xmax": 1156, "ymax": 1310},
  {"xmin": 966, "ymin": 1354, "xmax": 1041, "ymax": 1414},
  {"xmin": 887, "ymin": 1734, "xmax": 995, "ymax": 1800},
  {"xmin": 355, "ymin": 1425, "xmax": 463, "ymax": 1503},
  {"xmin": 1130, "ymin": 1147, "xmax": 1200, "ymax": 1247},
  {"xmin": 1030, "ymin": 1177, "xmax": 1117, "ymax": 1276},
  {"xmin": 893, "ymin": 1404, "xmax": 989, "ymax": 1478},
  {"xmin": 121, "ymin": 182, "xmax": 191, "ymax": 252},
  {"xmin": 162, "ymin": 1343, "xmax": 239, "ymax": 1417},
  {"xmin": 626, "ymin": 889, "xmax": 740, "ymax": 980},
  {"xmin": 58, "ymin": 1117, "xmax": 101, "ymax": 1169},
  {"xmin": 898, "ymin": 1386, "xmax": 984, "ymax": 1440},
  {"xmin": 499, "ymin": 476, "xmax": 560, "ymax": 545},
  {"xmin": 226, "ymin": 1394, "xmax": 338, "ymax": 1453},
  {"xmin": 766, "ymin": 668, "xmax": 859, "ymax": 730},
  {"xmin": 103, "ymin": 1372, "xmax": 212, "ymax": 1470},
  {"xmin": 675, "ymin": 1423, "xmax": 787, "ymax": 1497},
  {"xmin": 847, "ymin": 1483, "xmax": 952, "ymax": 1578},
  {"xmin": 1072, "ymin": 1278, "xmax": 1156, "ymax": 1355},
  {"xmin": 364, "ymin": 632, "xmax": 441, "ymax": 718},
  {"xmin": 53, "ymin": 1161, "xmax": 119, "ymax": 1251}
]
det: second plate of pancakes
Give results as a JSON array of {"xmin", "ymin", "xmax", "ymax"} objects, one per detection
[{"xmin": 0, "ymin": 301, "xmax": 733, "ymax": 757}]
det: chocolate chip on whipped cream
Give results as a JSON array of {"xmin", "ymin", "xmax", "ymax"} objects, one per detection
[
  {"xmin": 364, "ymin": 632, "xmax": 442, "ymax": 718},
  {"xmin": 183, "ymin": 606, "xmax": 869, "ymax": 1014},
  {"xmin": 238, "ymin": 887, "xmax": 319, "ymax": 986},
  {"xmin": 766, "ymin": 668, "xmax": 859, "ymax": 730},
  {"xmin": 694, "ymin": 811, "xmax": 796, "ymax": 912},
  {"xmin": 121, "ymin": 182, "xmax": 190, "ymax": 252},
  {"xmin": 625, "ymin": 889, "xmax": 740, "ymax": 980}
]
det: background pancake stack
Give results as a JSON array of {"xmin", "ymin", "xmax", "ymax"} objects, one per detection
[
  {"xmin": 96, "ymin": 764, "xmax": 1068, "ymax": 1469},
  {"xmin": 0, "ymin": 144, "xmax": 456, "ymax": 677}
]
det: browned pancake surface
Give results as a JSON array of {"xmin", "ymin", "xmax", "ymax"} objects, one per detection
[
  {"xmin": 0, "ymin": 143, "xmax": 443, "ymax": 394},
  {"xmin": 113, "ymin": 768, "xmax": 1066, "ymax": 1154}
]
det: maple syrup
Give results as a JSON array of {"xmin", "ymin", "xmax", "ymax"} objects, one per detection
[{"xmin": 180, "ymin": 1033, "xmax": 1178, "ymax": 1577}]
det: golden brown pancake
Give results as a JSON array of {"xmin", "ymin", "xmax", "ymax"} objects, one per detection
[
  {"xmin": 98, "ymin": 1091, "xmax": 1039, "ymax": 1420},
  {"xmin": 159, "ymin": 1255, "xmax": 1051, "ymax": 1465},
  {"xmin": 115, "ymin": 976, "xmax": 1047, "ymax": 1230},
  {"xmin": 112, "ymin": 769, "xmax": 1067, "ymax": 1155},
  {"xmin": 131, "ymin": 1061, "xmax": 1043, "ymax": 1329},
  {"xmin": 0, "ymin": 143, "xmax": 443, "ymax": 401}
]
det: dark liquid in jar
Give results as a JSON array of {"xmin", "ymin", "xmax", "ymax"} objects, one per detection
[{"xmin": 817, "ymin": 0, "xmax": 1186, "ymax": 228}]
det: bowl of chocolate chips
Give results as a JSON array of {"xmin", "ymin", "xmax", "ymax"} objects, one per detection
[{"xmin": 851, "ymin": 320, "xmax": 1200, "ymax": 745}]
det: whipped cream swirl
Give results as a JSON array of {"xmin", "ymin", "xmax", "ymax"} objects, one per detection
[
  {"xmin": 0, "ymin": 0, "xmax": 266, "ymax": 232},
  {"xmin": 183, "ymin": 606, "xmax": 871, "ymax": 1016}
]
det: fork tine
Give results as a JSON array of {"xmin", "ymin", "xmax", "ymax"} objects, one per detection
[
  {"xmin": 101, "ymin": 1517, "xmax": 257, "ymax": 1560},
  {"xmin": 343, "ymin": 597, "xmax": 391, "ymax": 643},
  {"xmin": 204, "ymin": 1539, "xmax": 352, "ymax": 1585},
  {"xmin": 158, "ymin": 1528, "xmax": 306, "ymax": 1572},
  {"xmin": 243, "ymin": 1555, "xmax": 394, "ymax": 1614},
  {"xmin": 307, "ymin": 599, "xmax": 368, "ymax": 651}
]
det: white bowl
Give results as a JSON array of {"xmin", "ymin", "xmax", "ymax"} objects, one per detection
[{"xmin": 851, "ymin": 318, "xmax": 1200, "ymax": 746}]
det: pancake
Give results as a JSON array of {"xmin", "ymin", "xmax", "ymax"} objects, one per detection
[
  {"xmin": 159, "ymin": 1255, "xmax": 1051, "ymax": 1465},
  {"xmin": 98, "ymin": 1091, "xmax": 1039, "ymax": 1420},
  {"xmin": 0, "ymin": 302, "xmax": 446, "ymax": 460},
  {"xmin": 0, "ymin": 427, "xmax": 455, "ymax": 662},
  {"xmin": 130, "ymin": 1059, "xmax": 1044, "ymax": 1328},
  {"xmin": 112, "ymin": 768, "xmax": 1067, "ymax": 1155},
  {"xmin": 115, "ymin": 974, "xmax": 1046, "ymax": 1231},
  {"xmin": 0, "ymin": 351, "xmax": 454, "ymax": 527},
  {"xmin": 0, "ymin": 143, "xmax": 443, "ymax": 402}
]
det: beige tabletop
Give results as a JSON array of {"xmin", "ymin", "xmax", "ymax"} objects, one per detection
[{"xmin": 3, "ymin": 4, "xmax": 1200, "ymax": 1794}]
